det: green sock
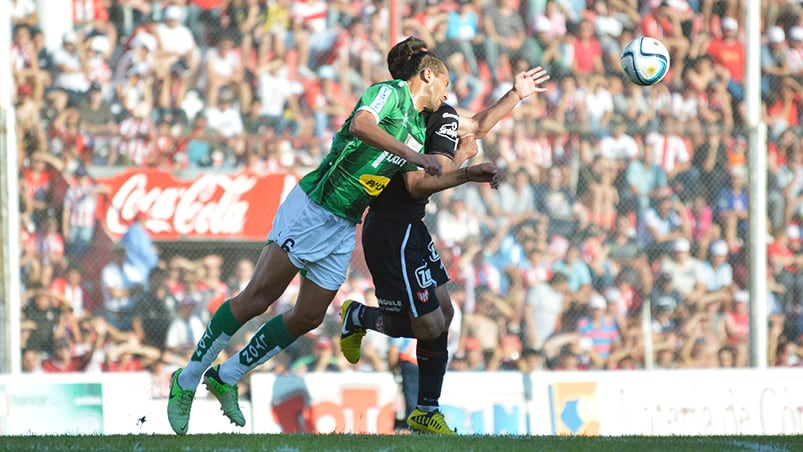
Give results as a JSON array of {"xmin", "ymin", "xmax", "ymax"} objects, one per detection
[
  {"xmin": 218, "ymin": 314, "xmax": 296, "ymax": 385},
  {"xmin": 178, "ymin": 300, "xmax": 242, "ymax": 389}
]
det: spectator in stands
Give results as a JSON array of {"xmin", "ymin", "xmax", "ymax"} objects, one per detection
[
  {"xmin": 21, "ymin": 284, "xmax": 68, "ymax": 355},
  {"xmin": 723, "ymin": 290, "xmax": 750, "ymax": 365},
  {"xmin": 62, "ymin": 166, "xmax": 100, "ymax": 259},
  {"xmin": 101, "ymin": 245, "xmax": 145, "ymax": 331},
  {"xmin": 48, "ymin": 31, "xmax": 90, "ymax": 111},
  {"xmin": 34, "ymin": 215, "xmax": 65, "ymax": 269},
  {"xmin": 49, "ymin": 263, "xmax": 91, "ymax": 320},
  {"xmin": 202, "ymin": 31, "xmax": 250, "ymax": 109},
  {"xmin": 21, "ymin": 348, "xmax": 43, "ymax": 373},
  {"xmin": 577, "ymin": 292, "xmax": 621, "ymax": 365},
  {"xmin": 200, "ymin": 254, "xmax": 230, "ymax": 316},
  {"xmin": 481, "ymin": 0, "xmax": 540, "ymax": 82},
  {"xmin": 523, "ymin": 272, "xmax": 569, "ymax": 351},
  {"xmin": 660, "ymin": 238, "xmax": 708, "ymax": 310},
  {"xmin": 714, "ymin": 165, "xmax": 749, "ymax": 248},
  {"xmin": 536, "ymin": 167, "xmax": 582, "ymax": 237},
  {"xmin": 42, "ymin": 337, "xmax": 96, "ymax": 372},
  {"xmin": 205, "ymin": 86, "xmax": 246, "ymax": 160},
  {"xmin": 132, "ymin": 267, "xmax": 177, "ymax": 349},
  {"xmin": 572, "ymin": 19, "xmax": 605, "ymax": 77},
  {"xmin": 706, "ymin": 17, "xmax": 745, "ymax": 101},
  {"xmin": 163, "ymin": 298, "xmax": 206, "ymax": 367},
  {"xmin": 642, "ymin": 1, "xmax": 691, "ymax": 85},
  {"xmin": 11, "ymin": 24, "xmax": 48, "ymax": 104},
  {"xmin": 290, "ymin": 335, "xmax": 346, "ymax": 374},
  {"xmin": 255, "ymin": 58, "xmax": 304, "ymax": 136},
  {"xmin": 154, "ymin": 6, "xmax": 199, "ymax": 85},
  {"xmin": 441, "ymin": 0, "xmax": 480, "ymax": 76},
  {"xmin": 121, "ymin": 211, "xmax": 159, "ymax": 281},
  {"xmin": 700, "ymin": 240, "xmax": 734, "ymax": 296},
  {"xmin": 228, "ymin": 258, "xmax": 255, "ymax": 297}
]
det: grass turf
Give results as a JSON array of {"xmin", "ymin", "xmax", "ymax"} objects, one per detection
[{"xmin": 0, "ymin": 434, "xmax": 800, "ymax": 452}]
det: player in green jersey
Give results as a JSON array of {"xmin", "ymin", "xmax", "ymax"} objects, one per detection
[{"xmin": 166, "ymin": 50, "xmax": 501, "ymax": 435}]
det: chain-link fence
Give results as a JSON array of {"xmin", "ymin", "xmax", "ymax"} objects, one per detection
[{"xmin": 10, "ymin": 0, "xmax": 803, "ymax": 384}]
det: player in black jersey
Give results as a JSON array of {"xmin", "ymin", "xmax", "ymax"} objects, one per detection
[{"xmin": 340, "ymin": 37, "xmax": 550, "ymax": 434}]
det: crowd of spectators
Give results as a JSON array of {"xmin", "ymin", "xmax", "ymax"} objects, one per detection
[{"xmin": 13, "ymin": 0, "xmax": 803, "ymax": 394}]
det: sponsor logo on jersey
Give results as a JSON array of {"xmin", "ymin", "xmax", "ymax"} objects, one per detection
[
  {"xmin": 415, "ymin": 263, "xmax": 434, "ymax": 289},
  {"xmin": 369, "ymin": 85, "xmax": 392, "ymax": 113},
  {"xmin": 405, "ymin": 134, "xmax": 423, "ymax": 153},
  {"xmin": 442, "ymin": 112, "xmax": 459, "ymax": 120},
  {"xmin": 359, "ymin": 174, "xmax": 390, "ymax": 196},
  {"xmin": 417, "ymin": 290, "xmax": 430, "ymax": 303},
  {"xmin": 435, "ymin": 122, "xmax": 458, "ymax": 142},
  {"xmin": 427, "ymin": 241, "xmax": 441, "ymax": 262}
]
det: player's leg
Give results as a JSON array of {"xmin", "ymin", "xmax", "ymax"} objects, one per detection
[
  {"xmin": 168, "ymin": 242, "xmax": 298, "ymax": 434},
  {"xmin": 205, "ymin": 274, "xmax": 338, "ymax": 426},
  {"xmin": 206, "ymin": 194, "xmax": 356, "ymax": 426}
]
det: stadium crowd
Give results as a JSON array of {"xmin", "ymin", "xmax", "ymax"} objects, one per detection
[{"xmin": 12, "ymin": 0, "xmax": 803, "ymax": 391}]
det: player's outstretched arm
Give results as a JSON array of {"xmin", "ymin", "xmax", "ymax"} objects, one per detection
[
  {"xmin": 350, "ymin": 110, "xmax": 442, "ymax": 176},
  {"xmin": 457, "ymin": 67, "xmax": 550, "ymax": 139},
  {"xmin": 404, "ymin": 137, "xmax": 502, "ymax": 199}
]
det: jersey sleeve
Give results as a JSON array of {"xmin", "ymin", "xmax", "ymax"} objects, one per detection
[
  {"xmin": 425, "ymin": 104, "xmax": 459, "ymax": 159},
  {"xmin": 355, "ymin": 82, "xmax": 400, "ymax": 123}
]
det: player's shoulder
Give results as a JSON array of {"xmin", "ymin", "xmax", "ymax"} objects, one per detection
[{"xmin": 427, "ymin": 103, "xmax": 459, "ymax": 126}]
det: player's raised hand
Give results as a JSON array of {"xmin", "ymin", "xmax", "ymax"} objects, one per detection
[{"xmin": 512, "ymin": 67, "xmax": 550, "ymax": 100}]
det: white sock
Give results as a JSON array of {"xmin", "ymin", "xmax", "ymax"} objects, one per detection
[{"xmin": 350, "ymin": 305, "xmax": 363, "ymax": 328}]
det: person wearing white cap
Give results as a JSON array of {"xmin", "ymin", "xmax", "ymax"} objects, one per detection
[
  {"xmin": 699, "ymin": 239, "xmax": 734, "ymax": 299},
  {"xmin": 155, "ymin": 4, "xmax": 198, "ymax": 83},
  {"xmin": 723, "ymin": 290, "xmax": 750, "ymax": 359},
  {"xmin": 788, "ymin": 26, "xmax": 803, "ymax": 75},
  {"xmin": 114, "ymin": 32, "xmax": 156, "ymax": 85},
  {"xmin": 762, "ymin": 26, "xmax": 791, "ymax": 98},
  {"xmin": 47, "ymin": 30, "xmax": 91, "ymax": 110},
  {"xmin": 577, "ymin": 291, "xmax": 620, "ymax": 362},
  {"xmin": 705, "ymin": 16, "xmax": 745, "ymax": 101},
  {"xmin": 660, "ymin": 237, "xmax": 707, "ymax": 305}
]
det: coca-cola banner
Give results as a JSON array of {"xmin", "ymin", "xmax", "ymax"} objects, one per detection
[{"xmin": 97, "ymin": 169, "xmax": 299, "ymax": 241}]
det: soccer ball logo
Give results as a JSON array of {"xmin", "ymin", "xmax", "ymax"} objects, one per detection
[{"xmin": 620, "ymin": 37, "xmax": 671, "ymax": 86}]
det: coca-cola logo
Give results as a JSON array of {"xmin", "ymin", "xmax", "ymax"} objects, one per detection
[{"xmin": 106, "ymin": 173, "xmax": 258, "ymax": 236}]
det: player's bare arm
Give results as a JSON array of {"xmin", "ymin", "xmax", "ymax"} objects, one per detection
[
  {"xmin": 350, "ymin": 110, "xmax": 442, "ymax": 176},
  {"xmin": 404, "ymin": 136, "xmax": 503, "ymax": 199},
  {"xmin": 457, "ymin": 67, "xmax": 550, "ymax": 139}
]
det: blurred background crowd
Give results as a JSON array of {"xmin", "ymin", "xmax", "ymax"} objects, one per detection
[{"xmin": 12, "ymin": 0, "xmax": 803, "ymax": 396}]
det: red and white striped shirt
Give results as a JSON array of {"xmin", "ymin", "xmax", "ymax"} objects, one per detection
[
  {"xmin": 119, "ymin": 116, "xmax": 154, "ymax": 165},
  {"xmin": 644, "ymin": 132, "xmax": 690, "ymax": 173},
  {"xmin": 36, "ymin": 231, "xmax": 65, "ymax": 261},
  {"xmin": 63, "ymin": 180, "xmax": 98, "ymax": 228}
]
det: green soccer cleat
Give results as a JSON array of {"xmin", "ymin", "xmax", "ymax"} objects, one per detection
[
  {"xmin": 339, "ymin": 299, "xmax": 366, "ymax": 364},
  {"xmin": 406, "ymin": 408, "xmax": 457, "ymax": 435},
  {"xmin": 203, "ymin": 364, "xmax": 245, "ymax": 427},
  {"xmin": 167, "ymin": 368, "xmax": 195, "ymax": 435}
]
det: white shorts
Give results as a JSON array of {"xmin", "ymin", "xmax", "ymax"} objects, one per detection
[{"xmin": 267, "ymin": 185, "xmax": 356, "ymax": 291}]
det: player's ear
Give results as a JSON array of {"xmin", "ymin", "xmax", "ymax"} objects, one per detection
[{"xmin": 420, "ymin": 67, "xmax": 433, "ymax": 83}]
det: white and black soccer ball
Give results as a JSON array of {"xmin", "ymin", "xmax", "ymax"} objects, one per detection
[{"xmin": 620, "ymin": 37, "xmax": 671, "ymax": 86}]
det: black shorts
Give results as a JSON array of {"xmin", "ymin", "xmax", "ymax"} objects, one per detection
[{"xmin": 362, "ymin": 213, "xmax": 450, "ymax": 319}]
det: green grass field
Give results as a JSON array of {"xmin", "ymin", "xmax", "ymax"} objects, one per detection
[{"xmin": 0, "ymin": 434, "xmax": 800, "ymax": 452}]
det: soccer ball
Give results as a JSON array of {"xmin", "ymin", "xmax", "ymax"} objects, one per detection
[{"xmin": 620, "ymin": 37, "xmax": 671, "ymax": 86}]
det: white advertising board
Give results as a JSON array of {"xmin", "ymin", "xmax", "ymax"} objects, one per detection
[{"xmin": 2, "ymin": 369, "xmax": 802, "ymax": 436}]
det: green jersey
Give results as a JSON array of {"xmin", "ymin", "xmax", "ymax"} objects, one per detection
[{"xmin": 298, "ymin": 80, "xmax": 427, "ymax": 223}]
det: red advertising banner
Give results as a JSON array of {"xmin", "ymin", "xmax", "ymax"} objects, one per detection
[{"xmin": 96, "ymin": 169, "xmax": 298, "ymax": 241}]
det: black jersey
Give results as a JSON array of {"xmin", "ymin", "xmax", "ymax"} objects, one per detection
[{"xmin": 368, "ymin": 103, "xmax": 459, "ymax": 222}]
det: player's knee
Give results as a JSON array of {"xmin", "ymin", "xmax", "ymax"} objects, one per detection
[{"xmin": 412, "ymin": 314, "xmax": 445, "ymax": 341}]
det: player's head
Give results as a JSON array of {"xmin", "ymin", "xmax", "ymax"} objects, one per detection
[{"xmin": 387, "ymin": 36, "xmax": 429, "ymax": 80}]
